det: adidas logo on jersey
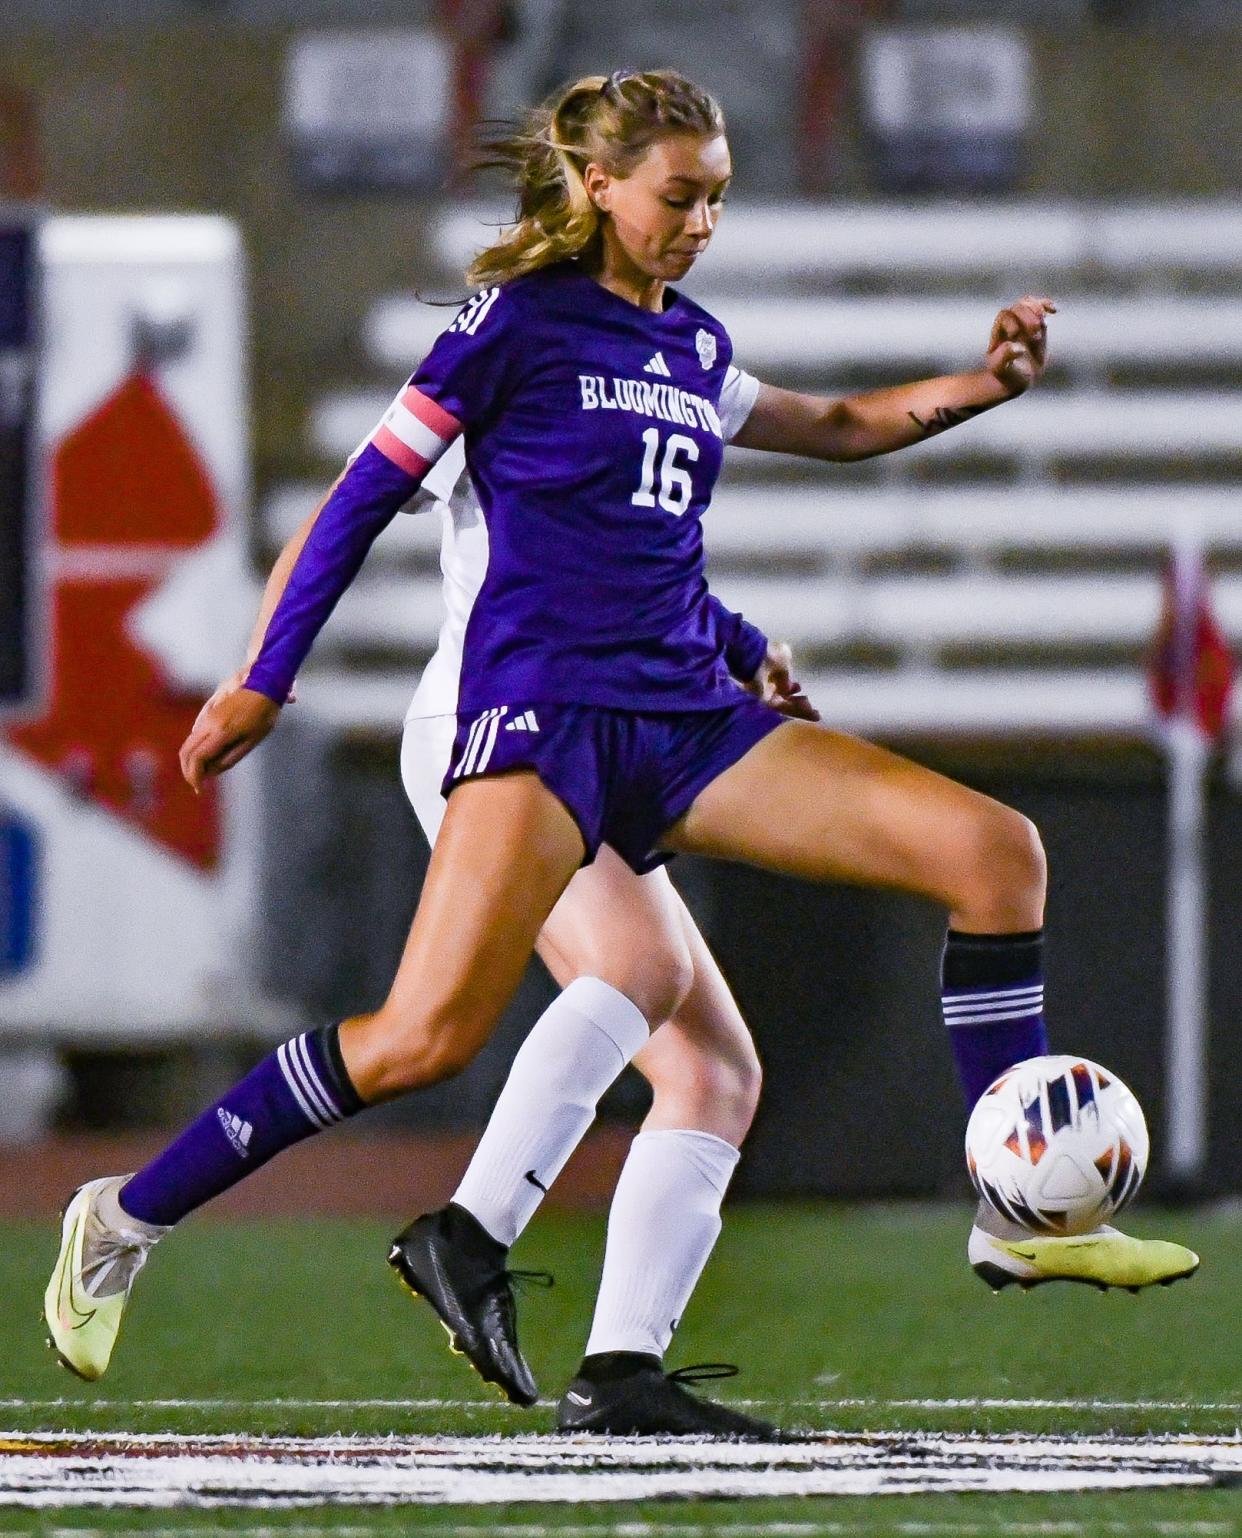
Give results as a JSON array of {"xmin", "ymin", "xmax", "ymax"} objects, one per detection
[
  {"xmin": 217, "ymin": 1107, "xmax": 254, "ymax": 1158},
  {"xmin": 643, "ymin": 351, "xmax": 672, "ymax": 377},
  {"xmin": 504, "ymin": 710, "xmax": 540, "ymax": 733}
]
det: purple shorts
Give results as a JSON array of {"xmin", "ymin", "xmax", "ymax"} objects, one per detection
[{"xmin": 442, "ymin": 695, "xmax": 785, "ymax": 873}]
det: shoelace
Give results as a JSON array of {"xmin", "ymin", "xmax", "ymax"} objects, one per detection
[
  {"xmin": 667, "ymin": 1362, "xmax": 739, "ymax": 1386},
  {"xmin": 81, "ymin": 1228, "xmax": 154, "ymax": 1299},
  {"xmin": 505, "ymin": 1268, "xmax": 555, "ymax": 1294},
  {"xmin": 489, "ymin": 1268, "xmax": 554, "ymax": 1341}
]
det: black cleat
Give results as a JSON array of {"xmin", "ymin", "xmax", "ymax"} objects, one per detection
[
  {"xmin": 387, "ymin": 1202, "xmax": 549, "ymax": 1407},
  {"xmin": 555, "ymin": 1353, "xmax": 778, "ymax": 1440}
]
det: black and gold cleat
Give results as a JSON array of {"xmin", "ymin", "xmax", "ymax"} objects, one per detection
[
  {"xmin": 387, "ymin": 1203, "xmax": 548, "ymax": 1407},
  {"xmin": 555, "ymin": 1354, "xmax": 778, "ymax": 1440}
]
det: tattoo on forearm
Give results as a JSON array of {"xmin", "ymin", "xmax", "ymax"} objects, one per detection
[{"xmin": 906, "ymin": 403, "xmax": 990, "ymax": 438}]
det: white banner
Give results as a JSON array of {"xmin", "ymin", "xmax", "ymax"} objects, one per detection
[{"xmin": 0, "ymin": 216, "xmax": 267, "ymax": 1041}]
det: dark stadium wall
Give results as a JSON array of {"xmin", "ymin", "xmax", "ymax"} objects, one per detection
[
  {"xmin": 5, "ymin": 22, "xmax": 1242, "ymax": 484},
  {"xmin": 258, "ymin": 729, "xmax": 1242, "ymax": 1200},
  {"xmin": 713, "ymin": 752, "xmax": 1242, "ymax": 1201}
]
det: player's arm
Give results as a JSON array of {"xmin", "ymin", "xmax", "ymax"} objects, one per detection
[
  {"xmin": 710, "ymin": 593, "xmax": 768, "ymax": 683},
  {"xmin": 180, "ymin": 287, "xmax": 517, "ymax": 791},
  {"xmin": 707, "ymin": 594, "xmax": 819, "ymax": 721},
  {"xmin": 178, "ymin": 394, "xmax": 459, "ymax": 791},
  {"xmin": 198, "ymin": 483, "xmax": 340, "ymax": 719},
  {"xmin": 733, "ymin": 296, "xmax": 1055, "ymax": 463}
]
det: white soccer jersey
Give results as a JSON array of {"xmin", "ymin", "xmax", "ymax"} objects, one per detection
[{"xmin": 403, "ymin": 364, "xmax": 761, "ymax": 723}]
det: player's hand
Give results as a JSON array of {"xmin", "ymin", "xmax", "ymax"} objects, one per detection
[
  {"xmin": 746, "ymin": 640, "xmax": 820, "ymax": 722},
  {"xmin": 986, "ymin": 295, "xmax": 1056, "ymax": 396},
  {"xmin": 199, "ymin": 665, "xmax": 297, "ymax": 717},
  {"xmin": 179, "ymin": 687, "xmax": 281, "ymax": 792}
]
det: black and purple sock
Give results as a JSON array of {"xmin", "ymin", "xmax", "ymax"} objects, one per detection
[
  {"xmin": 942, "ymin": 929, "xmax": 1048, "ymax": 1110},
  {"xmin": 119, "ymin": 1023, "xmax": 364, "ymax": 1227}
]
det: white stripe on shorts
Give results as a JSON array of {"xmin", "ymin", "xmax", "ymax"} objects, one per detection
[
  {"xmin": 474, "ymin": 707, "xmax": 508, "ymax": 772},
  {"xmin": 453, "ymin": 710, "xmax": 491, "ymax": 780}
]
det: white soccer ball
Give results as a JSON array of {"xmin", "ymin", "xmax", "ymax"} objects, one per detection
[{"xmin": 965, "ymin": 1055, "xmax": 1149, "ymax": 1235}]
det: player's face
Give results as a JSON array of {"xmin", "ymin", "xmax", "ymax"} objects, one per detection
[{"xmin": 592, "ymin": 132, "xmax": 732, "ymax": 282}]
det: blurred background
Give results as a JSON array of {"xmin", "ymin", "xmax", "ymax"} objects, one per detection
[{"xmin": 2, "ymin": 0, "xmax": 1241, "ymax": 1214}]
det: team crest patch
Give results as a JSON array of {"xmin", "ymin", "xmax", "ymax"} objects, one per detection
[{"xmin": 695, "ymin": 328, "xmax": 717, "ymax": 369}]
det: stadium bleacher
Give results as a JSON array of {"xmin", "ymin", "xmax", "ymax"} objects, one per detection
[{"xmin": 271, "ymin": 200, "xmax": 1242, "ymax": 738}]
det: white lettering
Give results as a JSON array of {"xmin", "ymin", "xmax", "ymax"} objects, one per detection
[{"xmin": 576, "ymin": 372, "xmax": 724, "ymax": 439}]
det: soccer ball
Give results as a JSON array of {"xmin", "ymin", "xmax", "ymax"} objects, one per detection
[{"xmin": 965, "ymin": 1055, "xmax": 1149, "ymax": 1235}]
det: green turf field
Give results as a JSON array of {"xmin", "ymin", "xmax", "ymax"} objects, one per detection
[{"xmin": 2, "ymin": 1202, "xmax": 1239, "ymax": 1534}]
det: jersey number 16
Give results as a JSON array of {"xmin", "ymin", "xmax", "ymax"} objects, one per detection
[{"xmin": 631, "ymin": 428, "xmax": 699, "ymax": 517}]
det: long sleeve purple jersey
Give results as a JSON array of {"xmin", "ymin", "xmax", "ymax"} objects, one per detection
[{"xmin": 246, "ymin": 263, "xmax": 765, "ymax": 713}]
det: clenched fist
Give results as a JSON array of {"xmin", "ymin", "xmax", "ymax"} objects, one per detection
[{"xmin": 986, "ymin": 295, "xmax": 1056, "ymax": 395}]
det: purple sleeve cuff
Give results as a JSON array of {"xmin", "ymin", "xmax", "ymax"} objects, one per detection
[
  {"xmin": 244, "ymin": 445, "xmax": 419, "ymax": 704},
  {"xmin": 709, "ymin": 594, "xmax": 769, "ymax": 683}
]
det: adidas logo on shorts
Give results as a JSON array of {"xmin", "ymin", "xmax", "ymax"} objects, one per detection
[{"xmin": 454, "ymin": 705, "xmax": 538, "ymax": 780}]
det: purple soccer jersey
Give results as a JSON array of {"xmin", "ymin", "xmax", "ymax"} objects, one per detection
[
  {"xmin": 412, "ymin": 264, "xmax": 743, "ymax": 714},
  {"xmin": 246, "ymin": 264, "xmax": 754, "ymax": 714}
]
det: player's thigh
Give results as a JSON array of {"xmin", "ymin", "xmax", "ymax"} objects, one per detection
[
  {"xmin": 663, "ymin": 720, "xmax": 1044, "ymax": 913},
  {"xmin": 535, "ymin": 846, "xmax": 694, "ymax": 1025},
  {"xmin": 348, "ymin": 773, "xmax": 585, "ymax": 1089},
  {"xmin": 402, "ymin": 718, "xmax": 689, "ymax": 1027}
]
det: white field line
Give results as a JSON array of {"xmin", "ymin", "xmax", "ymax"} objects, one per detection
[
  {"xmin": 746, "ymin": 1399, "xmax": 1242, "ymax": 1413},
  {"xmin": 28, "ymin": 1524, "xmax": 1241, "ymax": 1538},
  {"xmin": 5, "ymin": 1396, "xmax": 1242, "ymax": 1413},
  {"xmin": 0, "ymin": 1398, "xmax": 471, "ymax": 1410},
  {"xmin": 2, "ymin": 1430, "xmax": 1240, "ymax": 1506}
]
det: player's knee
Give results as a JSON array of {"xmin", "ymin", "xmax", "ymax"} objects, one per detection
[
  {"xmin": 992, "ymin": 808, "xmax": 1046, "ymax": 903},
  {"xmin": 596, "ymin": 943, "xmax": 695, "ymax": 1030},
  {"xmin": 710, "ymin": 1043, "xmax": 762, "ymax": 1133},
  {"xmin": 652, "ymin": 1040, "xmax": 762, "ymax": 1142},
  {"xmin": 961, "ymin": 803, "xmax": 1046, "ymax": 916}
]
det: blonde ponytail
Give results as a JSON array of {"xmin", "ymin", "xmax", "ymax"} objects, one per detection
[{"xmin": 467, "ymin": 69, "xmax": 725, "ymax": 291}]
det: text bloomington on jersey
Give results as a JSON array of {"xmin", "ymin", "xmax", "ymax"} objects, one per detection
[{"xmin": 578, "ymin": 374, "xmax": 726, "ymax": 437}]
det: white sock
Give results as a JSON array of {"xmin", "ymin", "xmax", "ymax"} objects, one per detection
[
  {"xmin": 584, "ymin": 1128, "xmax": 740, "ymax": 1360},
  {"xmin": 452, "ymin": 976, "xmax": 649, "ymax": 1246}
]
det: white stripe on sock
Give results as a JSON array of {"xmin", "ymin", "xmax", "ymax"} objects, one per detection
[
  {"xmin": 277, "ymin": 1043, "xmax": 331, "ymax": 1129},
  {"xmin": 282, "ymin": 1040, "xmax": 333, "ymax": 1128},
  {"xmin": 942, "ymin": 985, "xmax": 1044, "ymax": 1005},
  {"xmin": 944, "ymin": 1003, "xmax": 1044, "ymax": 1022},
  {"xmin": 943, "ymin": 989, "xmax": 1044, "ymax": 1011},
  {"xmin": 945, "ymin": 1005, "xmax": 1047, "ymax": 1026},
  {"xmin": 291, "ymin": 1034, "xmax": 340, "ymax": 1125}
]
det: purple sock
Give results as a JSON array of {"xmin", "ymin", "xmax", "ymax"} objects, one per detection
[
  {"xmin": 120, "ymin": 1025, "xmax": 364, "ymax": 1226},
  {"xmin": 942, "ymin": 929, "xmax": 1048, "ymax": 1109}
]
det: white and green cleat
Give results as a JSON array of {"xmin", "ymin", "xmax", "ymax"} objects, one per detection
[
  {"xmin": 43, "ymin": 1176, "xmax": 167, "ymax": 1381},
  {"xmin": 969, "ymin": 1204, "xmax": 1200, "ymax": 1294}
]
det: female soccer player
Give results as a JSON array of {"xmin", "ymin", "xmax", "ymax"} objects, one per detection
[
  {"xmin": 234, "ymin": 434, "xmax": 809, "ymax": 1430},
  {"xmin": 47, "ymin": 68, "xmax": 1197, "ymax": 1438}
]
